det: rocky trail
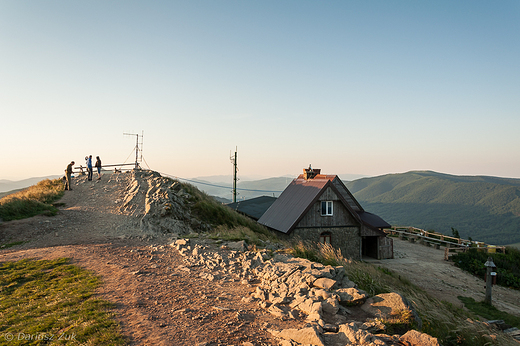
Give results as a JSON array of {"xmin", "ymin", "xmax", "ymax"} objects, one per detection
[{"xmin": 1, "ymin": 170, "xmax": 519, "ymax": 345}]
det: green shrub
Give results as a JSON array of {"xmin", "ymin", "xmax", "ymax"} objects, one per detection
[{"xmin": 451, "ymin": 247, "xmax": 520, "ymax": 289}]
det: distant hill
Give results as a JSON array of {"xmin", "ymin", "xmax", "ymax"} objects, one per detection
[
  {"xmin": 346, "ymin": 171, "xmax": 520, "ymax": 245},
  {"xmin": 0, "ymin": 176, "xmax": 61, "ymax": 193}
]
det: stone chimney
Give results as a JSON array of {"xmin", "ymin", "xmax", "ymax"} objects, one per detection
[{"xmin": 303, "ymin": 165, "xmax": 321, "ymax": 179}]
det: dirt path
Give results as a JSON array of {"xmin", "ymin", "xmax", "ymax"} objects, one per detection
[
  {"xmin": 373, "ymin": 238, "xmax": 520, "ymax": 317},
  {"xmin": 0, "ymin": 174, "xmax": 302, "ymax": 345}
]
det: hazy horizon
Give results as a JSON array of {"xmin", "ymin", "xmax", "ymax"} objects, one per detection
[{"xmin": 2, "ymin": 1, "xmax": 519, "ymax": 181}]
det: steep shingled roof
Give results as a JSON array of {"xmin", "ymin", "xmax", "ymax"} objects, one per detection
[
  {"xmin": 258, "ymin": 176, "xmax": 331, "ymax": 233},
  {"xmin": 258, "ymin": 171, "xmax": 390, "ymax": 234}
]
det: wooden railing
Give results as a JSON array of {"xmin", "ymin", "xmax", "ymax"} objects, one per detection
[
  {"xmin": 383, "ymin": 226, "xmax": 506, "ymax": 260},
  {"xmin": 73, "ymin": 163, "xmax": 138, "ymax": 174}
]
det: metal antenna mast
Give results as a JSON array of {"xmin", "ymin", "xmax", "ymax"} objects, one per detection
[
  {"xmin": 230, "ymin": 147, "xmax": 238, "ymax": 203},
  {"xmin": 123, "ymin": 131, "xmax": 144, "ymax": 169}
]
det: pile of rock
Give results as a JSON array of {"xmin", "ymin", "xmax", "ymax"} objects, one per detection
[
  {"xmin": 119, "ymin": 170, "xmax": 210, "ymax": 235},
  {"xmin": 172, "ymin": 238, "xmax": 440, "ymax": 346}
]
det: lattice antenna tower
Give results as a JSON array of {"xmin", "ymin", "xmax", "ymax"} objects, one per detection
[{"xmin": 123, "ymin": 131, "xmax": 144, "ymax": 169}]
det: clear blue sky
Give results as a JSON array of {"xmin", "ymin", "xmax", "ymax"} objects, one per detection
[{"xmin": 1, "ymin": 1, "xmax": 519, "ymax": 181}]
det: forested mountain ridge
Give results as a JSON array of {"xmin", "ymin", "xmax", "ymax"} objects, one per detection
[{"xmin": 346, "ymin": 171, "xmax": 520, "ymax": 245}]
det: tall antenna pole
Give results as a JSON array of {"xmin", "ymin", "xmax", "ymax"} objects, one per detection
[
  {"xmin": 230, "ymin": 147, "xmax": 238, "ymax": 203},
  {"xmin": 124, "ymin": 132, "xmax": 143, "ymax": 169},
  {"xmin": 139, "ymin": 130, "xmax": 144, "ymax": 164},
  {"xmin": 134, "ymin": 134, "xmax": 139, "ymax": 169}
]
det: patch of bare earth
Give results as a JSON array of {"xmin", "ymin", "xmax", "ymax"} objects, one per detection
[
  {"xmin": 0, "ymin": 174, "xmax": 303, "ymax": 345},
  {"xmin": 373, "ymin": 238, "xmax": 520, "ymax": 317}
]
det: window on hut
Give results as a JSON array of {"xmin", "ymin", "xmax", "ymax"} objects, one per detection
[
  {"xmin": 320, "ymin": 232, "xmax": 331, "ymax": 244},
  {"xmin": 321, "ymin": 201, "xmax": 333, "ymax": 216}
]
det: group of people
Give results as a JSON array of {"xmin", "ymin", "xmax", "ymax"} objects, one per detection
[
  {"xmin": 84, "ymin": 155, "xmax": 102, "ymax": 181},
  {"xmin": 64, "ymin": 155, "xmax": 102, "ymax": 191}
]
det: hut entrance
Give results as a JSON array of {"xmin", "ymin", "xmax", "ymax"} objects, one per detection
[{"xmin": 362, "ymin": 236, "xmax": 379, "ymax": 259}]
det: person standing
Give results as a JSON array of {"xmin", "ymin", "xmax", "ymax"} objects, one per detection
[
  {"xmin": 65, "ymin": 161, "xmax": 75, "ymax": 190},
  {"xmin": 86, "ymin": 155, "xmax": 93, "ymax": 181},
  {"xmin": 95, "ymin": 156, "xmax": 102, "ymax": 180}
]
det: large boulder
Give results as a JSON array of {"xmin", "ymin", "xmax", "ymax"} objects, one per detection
[
  {"xmin": 335, "ymin": 323, "xmax": 388, "ymax": 346},
  {"xmin": 335, "ymin": 287, "xmax": 369, "ymax": 305},
  {"xmin": 227, "ymin": 240, "xmax": 248, "ymax": 252},
  {"xmin": 271, "ymin": 326, "xmax": 325, "ymax": 346},
  {"xmin": 361, "ymin": 292, "xmax": 422, "ymax": 329},
  {"xmin": 313, "ymin": 277, "xmax": 337, "ymax": 291},
  {"xmin": 400, "ymin": 330, "xmax": 441, "ymax": 346}
]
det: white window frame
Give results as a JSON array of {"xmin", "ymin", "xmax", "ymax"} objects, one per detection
[{"xmin": 321, "ymin": 201, "xmax": 333, "ymax": 216}]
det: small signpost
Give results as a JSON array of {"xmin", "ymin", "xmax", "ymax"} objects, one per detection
[{"xmin": 484, "ymin": 257, "xmax": 496, "ymax": 305}]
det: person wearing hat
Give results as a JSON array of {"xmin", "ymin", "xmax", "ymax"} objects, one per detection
[{"xmin": 65, "ymin": 161, "xmax": 75, "ymax": 190}]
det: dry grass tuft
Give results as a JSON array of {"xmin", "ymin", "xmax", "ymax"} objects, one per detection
[{"xmin": 0, "ymin": 179, "xmax": 64, "ymax": 221}]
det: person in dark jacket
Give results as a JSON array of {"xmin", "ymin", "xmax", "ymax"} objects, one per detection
[
  {"xmin": 95, "ymin": 156, "xmax": 102, "ymax": 180},
  {"xmin": 86, "ymin": 155, "xmax": 93, "ymax": 181},
  {"xmin": 65, "ymin": 161, "xmax": 75, "ymax": 190}
]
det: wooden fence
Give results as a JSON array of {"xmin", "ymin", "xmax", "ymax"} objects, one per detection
[{"xmin": 384, "ymin": 226, "xmax": 506, "ymax": 260}]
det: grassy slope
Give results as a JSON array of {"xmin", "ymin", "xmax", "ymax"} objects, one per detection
[
  {"xmin": 0, "ymin": 258, "xmax": 124, "ymax": 345},
  {"xmin": 0, "ymin": 188, "xmax": 25, "ymax": 199},
  {"xmin": 347, "ymin": 171, "xmax": 520, "ymax": 245}
]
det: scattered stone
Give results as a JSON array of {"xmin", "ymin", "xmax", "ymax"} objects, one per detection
[
  {"xmin": 400, "ymin": 329, "xmax": 441, "ymax": 346},
  {"xmin": 361, "ymin": 292, "xmax": 422, "ymax": 329},
  {"xmin": 335, "ymin": 323, "xmax": 386, "ymax": 345},
  {"xmin": 322, "ymin": 324, "xmax": 339, "ymax": 333},
  {"xmin": 268, "ymin": 304, "xmax": 287, "ymax": 318},
  {"xmin": 335, "ymin": 287, "xmax": 368, "ymax": 305},
  {"xmin": 227, "ymin": 240, "xmax": 248, "ymax": 252},
  {"xmin": 313, "ymin": 277, "xmax": 336, "ymax": 291},
  {"xmin": 271, "ymin": 326, "xmax": 325, "ymax": 346},
  {"xmin": 213, "ymin": 306, "xmax": 232, "ymax": 311}
]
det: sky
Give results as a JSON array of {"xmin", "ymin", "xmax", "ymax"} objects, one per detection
[{"xmin": 1, "ymin": 1, "xmax": 519, "ymax": 182}]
